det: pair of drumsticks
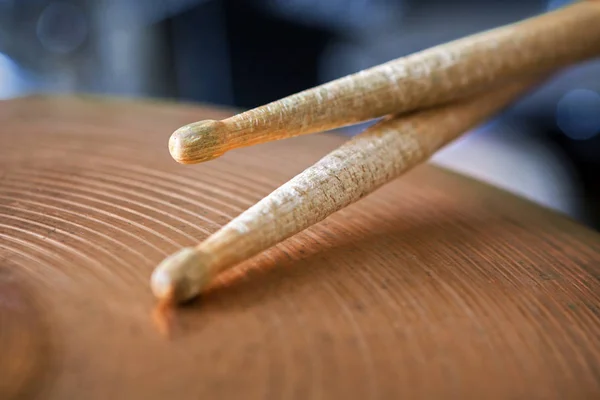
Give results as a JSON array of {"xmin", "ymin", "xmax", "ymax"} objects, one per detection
[{"xmin": 150, "ymin": 1, "xmax": 600, "ymax": 312}]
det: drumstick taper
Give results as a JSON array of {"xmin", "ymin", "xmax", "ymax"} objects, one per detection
[
  {"xmin": 151, "ymin": 76, "xmax": 546, "ymax": 306},
  {"xmin": 168, "ymin": 1, "xmax": 600, "ymax": 164}
]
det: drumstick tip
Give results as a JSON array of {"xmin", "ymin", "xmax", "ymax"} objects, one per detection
[
  {"xmin": 151, "ymin": 247, "xmax": 214, "ymax": 305},
  {"xmin": 169, "ymin": 120, "xmax": 226, "ymax": 164}
]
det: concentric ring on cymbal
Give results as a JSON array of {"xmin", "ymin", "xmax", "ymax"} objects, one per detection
[{"xmin": 1, "ymin": 95, "xmax": 599, "ymax": 399}]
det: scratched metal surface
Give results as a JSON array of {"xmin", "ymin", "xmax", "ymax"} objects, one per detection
[{"xmin": 0, "ymin": 95, "xmax": 600, "ymax": 399}]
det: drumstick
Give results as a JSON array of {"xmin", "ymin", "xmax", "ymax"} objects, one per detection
[
  {"xmin": 151, "ymin": 76, "xmax": 546, "ymax": 307},
  {"xmin": 168, "ymin": 0, "xmax": 600, "ymax": 164}
]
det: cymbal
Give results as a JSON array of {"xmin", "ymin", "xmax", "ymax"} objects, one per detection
[{"xmin": 1, "ymin": 95, "xmax": 599, "ymax": 399}]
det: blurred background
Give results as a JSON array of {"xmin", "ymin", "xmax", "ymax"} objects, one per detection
[{"xmin": 1, "ymin": 0, "xmax": 599, "ymax": 229}]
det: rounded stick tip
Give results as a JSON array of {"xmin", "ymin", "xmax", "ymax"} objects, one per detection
[
  {"xmin": 151, "ymin": 247, "xmax": 214, "ymax": 305},
  {"xmin": 168, "ymin": 120, "xmax": 227, "ymax": 164}
]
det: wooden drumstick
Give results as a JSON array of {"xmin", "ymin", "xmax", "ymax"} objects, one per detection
[
  {"xmin": 169, "ymin": 1, "xmax": 600, "ymax": 164},
  {"xmin": 151, "ymin": 76, "xmax": 546, "ymax": 306}
]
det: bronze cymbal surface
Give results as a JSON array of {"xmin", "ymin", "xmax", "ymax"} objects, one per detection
[{"xmin": 1, "ymin": 95, "xmax": 599, "ymax": 399}]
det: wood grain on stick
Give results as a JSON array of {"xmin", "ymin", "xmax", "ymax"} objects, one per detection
[
  {"xmin": 151, "ymin": 77, "xmax": 542, "ymax": 304},
  {"xmin": 169, "ymin": 1, "xmax": 600, "ymax": 164}
]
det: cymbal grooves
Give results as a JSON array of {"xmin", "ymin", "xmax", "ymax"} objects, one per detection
[{"xmin": 1, "ymin": 96, "xmax": 599, "ymax": 399}]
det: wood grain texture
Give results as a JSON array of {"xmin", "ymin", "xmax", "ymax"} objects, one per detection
[
  {"xmin": 153, "ymin": 78, "xmax": 543, "ymax": 304},
  {"xmin": 1, "ymin": 95, "xmax": 600, "ymax": 399},
  {"xmin": 170, "ymin": 1, "xmax": 600, "ymax": 163}
]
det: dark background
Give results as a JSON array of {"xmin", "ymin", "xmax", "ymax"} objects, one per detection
[{"xmin": 1, "ymin": 0, "xmax": 599, "ymax": 229}]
